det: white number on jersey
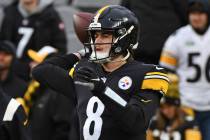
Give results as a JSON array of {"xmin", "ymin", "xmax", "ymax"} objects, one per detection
[
  {"xmin": 17, "ymin": 27, "xmax": 34, "ymax": 58},
  {"xmin": 83, "ymin": 96, "xmax": 105, "ymax": 140}
]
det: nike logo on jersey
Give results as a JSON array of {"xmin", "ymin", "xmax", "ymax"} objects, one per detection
[
  {"xmin": 140, "ymin": 99, "xmax": 152, "ymax": 103},
  {"xmin": 155, "ymin": 66, "xmax": 164, "ymax": 70}
]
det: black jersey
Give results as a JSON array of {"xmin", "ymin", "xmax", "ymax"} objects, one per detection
[
  {"xmin": 0, "ymin": 3, "xmax": 67, "ymax": 61},
  {"xmin": 32, "ymin": 54, "xmax": 169, "ymax": 140},
  {"xmin": 0, "ymin": 91, "xmax": 26, "ymax": 125},
  {"xmin": 0, "ymin": 2, "xmax": 67, "ymax": 81}
]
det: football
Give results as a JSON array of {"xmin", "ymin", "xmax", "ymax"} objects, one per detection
[{"xmin": 73, "ymin": 12, "xmax": 94, "ymax": 44}]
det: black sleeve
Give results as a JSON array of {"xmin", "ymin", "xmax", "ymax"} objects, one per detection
[
  {"xmin": 50, "ymin": 9, "xmax": 67, "ymax": 54},
  {"xmin": 32, "ymin": 53, "xmax": 79, "ymax": 100},
  {"xmin": 0, "ymin": 90, "xmax": 31, "ymax": 140},
  {"xmin": 0, "ymin": 90, "xmax": 5, "ymax": 117},
  {"xmin": 0, "ymin": 91, "xmax": 12, "ymax": 122},
  {"xmin": 0, "ymin": 126, "xmax": 9, "ymax": 140},
  {"xmin": 2, "ymin": 115, "xmax": 31, "ymax": 140},
  {"xmin": 96, "ymin": 90, "xmax": 161, "ymax": 135},
  {"xmin": 44, "ymin": 53, "xmax": 79, "ymax": 70},
  {"xmin": 32, "ymin": 63, "xmax": 76, "ymax": 101},
  {"xmin": 50, "ymin": 92, "xmax": 74, "ymax": 140},
  {"xmin": 68, "ymin": 110, "xmax": 80, "ymax": 140}
]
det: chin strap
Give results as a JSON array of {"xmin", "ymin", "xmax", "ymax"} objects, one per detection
[
  {"xmin": 90, "ymin": 50, "xmax": 131, "ymax": 64},
  {"xmin": 121, "ymin": 50, "xmax": 131, "ymax": 61},
  {"xmin": 108, "ymin": 50, "xmax": 131, "ymax": 63}
]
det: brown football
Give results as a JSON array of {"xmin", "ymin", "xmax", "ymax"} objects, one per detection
[{"xmin": 73, "ymin": 12, "xmax": 94, "ymax": 44}]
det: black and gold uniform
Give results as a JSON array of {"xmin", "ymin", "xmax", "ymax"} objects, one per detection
[
  {"xmin": 32, "ymin": 53, "xmax": 169, "ymax": 140},
  {"xmin": 32, "ymin": 5, "xmax": 170, "ymax": 140}
]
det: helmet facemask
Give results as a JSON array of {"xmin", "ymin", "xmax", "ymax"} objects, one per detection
[
  {"xmin": 85, "ymin": 28, "xmax": 118, "ymax": 63},
  {"xmin": 85, "ymin": 26, "xmax": 136, "ymax": 63}
]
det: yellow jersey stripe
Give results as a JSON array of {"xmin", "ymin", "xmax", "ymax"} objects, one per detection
[
  {"xmin": 94, "ymin": 5, "xmax": 110, "ymax": 23},
  {"xmin": 69, "ymin": 67, "xmax": 75, "ymax": 78},
  {"xmin": 24, "ymin": 80, "xmax": 40, "ymax": 101},
  {"xmin": 141, "ymin": 79, "xmax": 169, "ymax": 95},
  {"xmin": 160, "ymin": 53, "xmax": 177, "ymax": 66},
  {"xmin": 146, "ymin": 72, "xmax": 168, "ymax": 77},
  {"xmin": 144, "ymin": 75, "xmax": 170, "ymax": 82}
]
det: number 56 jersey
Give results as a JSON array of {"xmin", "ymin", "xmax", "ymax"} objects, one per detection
[
  {"xmin": 70, "ymin": 59, "xmax": 169, "ymax": 140},
  {"xmin": 160, "ymin": 25, "xmax": 210, "ymax": 111}
]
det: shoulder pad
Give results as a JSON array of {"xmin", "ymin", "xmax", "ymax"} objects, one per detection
[{"xmin": 141, "ymin": 65, "xmax": 169, "ymax": 95}]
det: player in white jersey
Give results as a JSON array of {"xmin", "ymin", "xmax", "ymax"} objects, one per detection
[{"xmin": 159, "ymin": 1, "xmax": 210, "ymax": 140}]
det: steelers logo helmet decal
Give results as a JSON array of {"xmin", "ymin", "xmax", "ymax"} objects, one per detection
[{"xmin": 118, "ymin": 76, "xmax": 132, "ymax": 90}]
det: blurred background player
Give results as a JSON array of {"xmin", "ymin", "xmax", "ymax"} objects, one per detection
[
  {"xmin": 160, "ymin": 1, "xmax": 210, "ymax": 140},
  {"xmin": 0, "ymin": 88, "xmax": 31, "ymax": 140},
  {"xmin": 0, "ymin": 41, "xmax": 29, "ymax": 139},
  {"xmin": 0, "ymin": 40, "xmax": 27, "ymax": 98},
  {"xmin": 0, "ymin": 0, "xmax": 67, "ymax": 81},
  {"xmin": 17, "ymin": 46, "xmax": 73, "ymax": 140},
  {"xmin": 147, "ymin": 73, "xmax": 201, "ymax": 140}
]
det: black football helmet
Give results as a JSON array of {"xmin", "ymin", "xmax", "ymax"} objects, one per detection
[{"xmin": 85, "ymin": 5, "xmax": 140, "ymax": 63}]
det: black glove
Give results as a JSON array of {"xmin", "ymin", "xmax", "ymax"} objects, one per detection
[{"xmin": 74, "ymin": 67, "xmax": 106, "ymax": 94}]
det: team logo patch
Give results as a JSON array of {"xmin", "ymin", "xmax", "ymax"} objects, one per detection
[{"xmin": 118, "ymin": 76, "xmax": 132, "ymax": 90}]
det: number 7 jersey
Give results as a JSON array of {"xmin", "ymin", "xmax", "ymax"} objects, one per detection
[{"xmin": 160, "ymin": 25, "xmax": 210, "ymax": 111}]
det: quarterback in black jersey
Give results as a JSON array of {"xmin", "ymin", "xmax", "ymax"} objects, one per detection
[{"xmin": 32, "ymin": 5, "xmax": 169, "ymax": 140}]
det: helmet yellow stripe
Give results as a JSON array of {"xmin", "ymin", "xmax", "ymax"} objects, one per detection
[{"xmin": 94, "ymin": 5, "xmax": 110, "ymax": 23}]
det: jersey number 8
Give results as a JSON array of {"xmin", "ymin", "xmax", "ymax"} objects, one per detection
[{"xmin": 83, "ymin": 96, "xmax": 105, "ymax": 140}]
